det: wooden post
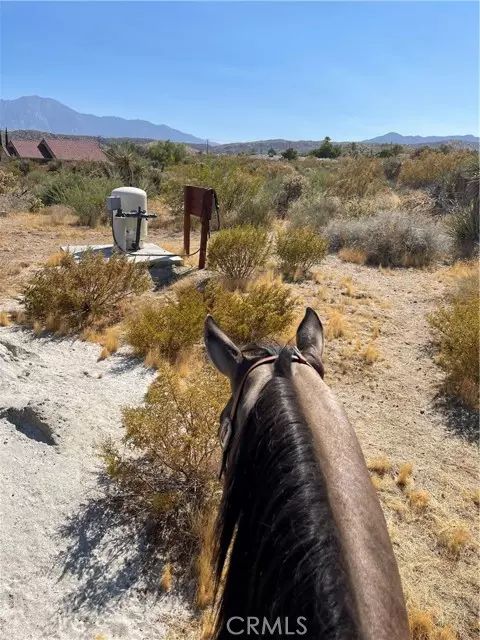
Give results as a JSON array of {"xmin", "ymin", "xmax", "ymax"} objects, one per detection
[
  {"xmin": 183, "ymin": 185, "xmax": 214, "ymax": 270},
  {"xmin": 183, "ymin": 187, "xmax": 190, "ymax": 256}
]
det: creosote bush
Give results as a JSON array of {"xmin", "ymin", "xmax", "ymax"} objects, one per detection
[
  {"xmin": 429, "ymin": 267, "xmax": 479, "ymax": 408},
  {"xmin": 125, "ymin": 285, "xmax": 207, "ymax": 360},
  {"xmin": 207, "ymin": 226, "xmax": 271, "ymax": 282},
  {"xmin": 125, "ymin": 279, "xmax": 296, "ymax": 359},
  {"xmin": 327, "ymin": 157, "xmax": 388, "ymax": 198},
  {"xmin": 325, "ymin": 211, "xmax": 446, "ymax": 267},
  {"xmin": 205, "ymin": 280, "xmax": 296, "ymax": 344},
  {"xmin": 101, "ymin": 360, "xmax": 229, "ymax": 556},
  {"xmin": 288, "ymin": 194, "xmax": 342, "ymax": 232},
  {"xmin": 22, "ymin": 251, "xmax": 151, "ymax": 333},
  {"xmin": 399, "ymin": 150, "xmax": 472, "ymax": 188},
  {"xmin": 276, "ymin": 227, "xmax": 328, "ymax": 279}
]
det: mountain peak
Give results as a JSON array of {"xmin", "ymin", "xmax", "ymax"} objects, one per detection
[{"xmin": 0, "ymin": 95, "xmax": 206, "ymax": 143}]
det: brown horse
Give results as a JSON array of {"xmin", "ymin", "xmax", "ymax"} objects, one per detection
[{"xmin": 204, "ymin": 307, "xmax": 409, "ymax": 639}]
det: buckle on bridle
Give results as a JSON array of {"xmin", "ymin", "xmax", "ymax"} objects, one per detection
[{"xmin": 219, "ymin": 415, "xmax": 232, "ymax": 451}]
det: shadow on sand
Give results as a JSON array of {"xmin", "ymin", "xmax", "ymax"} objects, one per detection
[
  {"xmin": 433, "ymin": 392, "xmax": 479, "ymax": 444},
  {"xmin": 55, "ymin": 473, "xmax": 193, "ymax": 617}
]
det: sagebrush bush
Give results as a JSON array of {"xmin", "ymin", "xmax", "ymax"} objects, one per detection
[
  {"xmin": 327, "ymin": 157, "xmax": 388, "ymax": 198},
  {"xmin": 325, "ymin": 211, "xmax": 446, "ymax": 267},
  {"xmin": 275, "ymin": 173, "xmax": 309, "ymax": 214},
  {"xmin": 206, "ymin": 280, "xmax": 296, "ymax": 343},
  {"xmin": 276, "ymin": 227, "xmax": 328, "ymax": 278},
  {"xmin": 207, "ymin": 226, "xmax": 271, "ymax": 282},
  {"xmin": 101, "ymin": 360, "xmax": 229, "ymax": 556},
  {"xmin": 22, "ymin": 251, "xmax": 151, "ymax": 332},
  {"xmin": 429, "ymin": 268, "xmax": 479, "ymax": 408},
  {"xmin": 125, "ymin": 285, "xmax": 207, "ymax": 360},
  {"xmin": 288, "ymin": 194, "xmax": 342, "ymax": 231}
]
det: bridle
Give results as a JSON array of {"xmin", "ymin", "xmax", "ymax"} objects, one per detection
[{"xmin": 218, "ymin": 347, "xmax": 315, "ymax": 478}]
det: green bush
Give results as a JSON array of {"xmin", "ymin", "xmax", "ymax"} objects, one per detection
[
  {"xmin": 309, "ymin": 137, "xmax": 342, "ymax": 159},
  {"xmin": 429, "ymin": 268, "xmax": 479, "ymax": 408},
  {"xmin": 0, "ymin": 170, "xmax": 19, "ymax": 194},
  {"xmin": 281, "ymin": 148, "xmax": 298, "ymax": 161},
  {"xmin": 39, "ymin": 172, "xmax": 119, "ymax": 226},
  {"xmin": 447, "ymin": 206, "xmax": 479, "ymax": 259},
  {"xmin": 275, "ymin": 173, "xmax": 309, "ymax": 215},
  {"xmin": 276, "ymin": 227, "xmax": 328, "ymax": 278},
  {"xmin": 207, "ymin": 226, "xmax": 271, "ymax": 282},
  {"xmin": 22, "ymin": 251, "xmax": 151, "ymax": 332},
  {"xmin": 125, "ymin": 285, "xmax": 207, "ymax": 360},
  {"xmin": 325, "ymin": 211, "xmax": 447, "ymax": 267},
  {"xmin": 206, "ymin": 280, "xmax": 295, "ymax": 344}
]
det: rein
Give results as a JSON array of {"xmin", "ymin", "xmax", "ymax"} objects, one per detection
[{"xmin": 218, "ymin": 347, "xmax": 314, "ymax": 478}]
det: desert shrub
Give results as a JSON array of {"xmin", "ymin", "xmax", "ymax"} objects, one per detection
[
  {"xmin": 447, "ymin": 205, "xmax": 479, "ymax": 258},
  {"xmin": 288, "ymin": 194, "xmax": 342, "ymax": 231},
  {"xmin": 325, "ymin": 211, "xmax": 446, "ymax": 266},
  {"xmin": 429, "ymin": 268, "xmax": 479, "ymax": 408},
  {"xmin": 225, "ymin": 189, "xmax": 274, "ymax": 228},
  {"xmin": 101, "ymin": 359, "xmax": 229, "ymax": 556},
  {"xmin": 206, "ymin": 280, "xmax": 295, "ymax": 344},
  {"xmin": 399, "ymin": 150, "xmax": 473, "ymax": 189},
  {"xmin": 275, "ymin": 173, "xmax": 309, "ymax": 215},
  {"xmin": 276, "ymin": 227, "xmax": 328, "ymax": 278},
  {"xmin": 207, "ymin": 226, "xmax": 271, "ymax": 282},
  {"xmin": 161, "ymin": 158, "xmax": 266, "ymax": 218},
  {"xmin": 125, "ymin": 285, "xmax": 207, "ymax": 360},
  {"xmin": 39, "ymin": 172, "xmax": 118, "ymax": 226},
  {"xmin": 41, "ymin": 205, "xmax": 73, "ymax": 225},
  {"xmin": 0, "ymin": 170, "xmax": 18, "ymax": 194},
  {"xmin": 327, "ymin": 157, "xmax": 388, "ymax": 198},
  {"xmin": 22, "ymin": 251, "xmax": 151, "ymax": 332},
  {"xmin": 382, "ymin": 157, "xmax": 404, "ymax": 182},
  {"xmin": 147, "ymin": 140, "xmax": 187, "ymax": 169}
]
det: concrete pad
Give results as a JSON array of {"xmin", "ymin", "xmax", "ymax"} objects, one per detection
[{"xmin": 60, "ymin": 243, "xmax": 184, "ymax": 268}]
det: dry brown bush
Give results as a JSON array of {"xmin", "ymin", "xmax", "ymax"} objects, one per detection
[
  {"xmin": 22, "ymin": 251, "xmax": 151, "ymax": 333},
  {"xmin": 101, "ymin": 359, "xmax": 229, "ymax": 558},
  {"xmin": 399, "ymin": 150, "xmax": 472, "ymax": 188},
  {"xmin": 327, "ymin": 157, "xmax": 388, "ymax": 198},
  {"xmin": 429, "ymin": 266, "xmax": 479, "ymax": 408}
]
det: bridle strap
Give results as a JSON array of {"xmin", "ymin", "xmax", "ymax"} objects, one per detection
[{"xmin": 218, "ymin": 348, "xmax": 313, "ymax": 478}]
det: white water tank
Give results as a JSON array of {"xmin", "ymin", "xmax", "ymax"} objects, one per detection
[{"xmin": 110, "ymin": 187, "xmax": 148, "ymax": 252}]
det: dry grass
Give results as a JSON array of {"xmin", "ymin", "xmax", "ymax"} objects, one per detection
[
  {"xmin": 341, "ymin": 276, "xmax": 356, "ymax": 297},
  {"xmin": 45, "ymin": 252, "xmax": 64, "ymax": 266},
  {"xmin": 408, "ymin": 489, "xmax": 430, "ymax": 511},
  {"xmin": 362, "ymin": 343, "xmax": 380, "ymax": 364},
  {"xmin": 396, "ymin": 463, "xmax": 414, "ymax": 488},
  {"xmin": 0, "ymin": 311, "xmax": 10, "ymax": 327},
  {"xmin": 367, "ymin": 456, "xmax": 392, "ymax": 475},
  {"xmin": 338, "ymin": 248, "xmax": 368, "ymax": 265},
  {"xmin": 326, "ymin": 309, "xmax": 346, "ymax": 339},
  {"xmin": 386, "ymin": 499, "xmax": 409, "ymax": 515},
  {"xmin": 193, "ymin": 507, "xmax": 216, "ymax": 610},
  {"xmin": 160, "ymin": 563, "xmax": 173, "ymax": 592},
  {"xmin": 98, "ymin": 346, "xmax": 110, "ymax": 361},
  {"xmin": 436, "ymin": 521, "xmax": 472, "ymax": 558},
  {"xmin": 32, "ymin": 320, "xmax": 43, "ymax": 336}
]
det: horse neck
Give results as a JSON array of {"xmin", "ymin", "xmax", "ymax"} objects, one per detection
[
  {"xmin": 213, "ymin": 356, "xmax": 359, "ymax": 639},
  {"xmin": 292, "ymin": 364, "xmax": 410, "ymax": 640}
]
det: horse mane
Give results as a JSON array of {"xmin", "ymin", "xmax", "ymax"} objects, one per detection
[{"xmin": 212, "ymin": 347, "xmax": 358, "ymax": 639}]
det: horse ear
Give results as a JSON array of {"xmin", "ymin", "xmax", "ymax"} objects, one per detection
[
  {"xmin": 296, "ymin": 307, "xmax": 324, "ymax": 359},
  {"xmin": 204, "ymin": 314, "xmax": 243, "ymax": 380}
]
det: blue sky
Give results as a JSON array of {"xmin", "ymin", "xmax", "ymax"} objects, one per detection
[{"xmin": 1, "ymin": 1, "xmax": 478, "ymax": 142}]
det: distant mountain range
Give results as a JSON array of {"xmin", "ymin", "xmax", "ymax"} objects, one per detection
[
  {"xmin": 362, "ymin": 132, "xmax": 479, "ymax": 145},
  {"xmin": 0, "ymin": 96, "xmax": 206, "ymax": 144},
  {"xmin": 1, "ymin": 96, "xmax": 477, "ymax": 152}
]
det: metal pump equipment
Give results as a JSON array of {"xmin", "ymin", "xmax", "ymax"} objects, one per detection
[{"xmin": 106, "ymin": 187, "xmax": 157, "ymax": 252}]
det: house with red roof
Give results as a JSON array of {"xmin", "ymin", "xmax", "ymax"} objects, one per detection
[{"xmin": 4, "ymin": 136, "xmax": 107, "ymax": 162}]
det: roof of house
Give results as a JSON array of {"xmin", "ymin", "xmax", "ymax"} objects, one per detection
[
  {"xmin": 8, "ymin": 140, "xmax": 47, "ymax": 159},
  {"xmin": 41, "ymin": 138, "xmax": 107, "ymax": 162}
]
